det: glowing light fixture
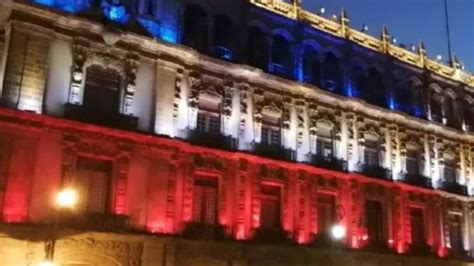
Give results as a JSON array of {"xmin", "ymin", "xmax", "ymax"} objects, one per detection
[
  {"xmin": 56, "ymin": 188, "xmax": 77, "ymax": 209},
  {"xmin": 362, "ymin": 24, "xmax": 369, "ymax": 32},
  {"xmin": 331, "ymin": 224, "xmax": 346, "ymax": 240},
  {"xmin": 38, "ymin": 260, "xmax": 54, "ymax": 266},
  {"xmin": 319, "ymin": 7, "xmax": 325, "ymax": 15}
]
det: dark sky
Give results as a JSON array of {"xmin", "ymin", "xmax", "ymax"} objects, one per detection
[{"xmin": 302, "ymin": 0, "xmax": 474, "ymax": 73}]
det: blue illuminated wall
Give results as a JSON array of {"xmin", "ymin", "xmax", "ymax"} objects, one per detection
[
  {"xmin": 102, "ymin": 2, "xmax": 129, "ymax": 24},
  {"xmin": 34, "ymin": 0, "xmax": 90, "ymax": 13}
]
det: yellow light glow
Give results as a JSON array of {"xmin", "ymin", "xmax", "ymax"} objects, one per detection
[
  {"xmin": 56, "ymin": 188, "xmax": 77, "ymax": 209},
  {"xmin": 38, "ymin": 260, "xmax": 54, "ymax": 266}
]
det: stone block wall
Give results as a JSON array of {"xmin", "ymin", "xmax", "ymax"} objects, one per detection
[{"xmin": 1, "ymin": 28, "xmax": 49, "ymax": 113}]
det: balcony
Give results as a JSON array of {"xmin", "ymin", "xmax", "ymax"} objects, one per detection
[
  {"xmin": 309, "ymin": 154, "xmax": 347, "ymax": 172},
  {"xmin": 401, "ymin": 173, "xmax": 433, "ymax": 189},
  {"xmin": 188, "ymin": 130, "xmax": 237, "ymax": 151},
  {"xmin": 213, "ymin": 45, "xmax": 233, "ymax": 61},
  {"xmin": 65, "ymin": 103, "xmax": 138, "ymax": 131},
  {"xmin": 254, "ymin": 143, "xmax": 296, "ymax": 162},
  {"xmin": 358, "ymin": 163, "xmax": 392, "ymax": 181},
  {"xmin": 439, "ymin": 181, "xmax": 469, "ymax": 196},
  {"xmin": 269, "ymin": 62, "xmax": 291, "ymax": 79},
  {"xmin": 60, "ymin": 212, "xmax": 132, "ymax": 232},
  {"xmin": 182, "ymin": 223, "xmax": 228, "ymax": 241}
]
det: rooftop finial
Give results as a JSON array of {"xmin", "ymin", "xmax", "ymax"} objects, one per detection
[
  {"xmin": 340, "ymin": 9, "xmax": 350, "ymax": 38},
  {"xmin": 418, "ymin": 41, "xmax": 427, "ymax": 67},
  {"xmin": 381, "ymin": 25, "xmax": 390, "ymax": 53}
]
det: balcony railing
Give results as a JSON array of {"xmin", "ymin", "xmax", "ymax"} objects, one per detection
[
  {"xmin": 269, "ymin": 62, "xmax": 291, "ymax": 79},
  {"xmin": 182, "ymin": 223, "xmax": 228, "ymax": 241},
  {"xmin": 188, "ymin": 130, "xmax": 237, "ymax": 151},
  {"xmin": 65, "ymin": 103, "xmax": 138, "ymax": 131},
  {"xmin": 439, "ymin": 181, "xmax": 469, "ymax": 196},
  {"xmin": 60, "ymin": 212, "xmax": 131, "ymax": 232},
  {"xmin": 358, "ymin": 163, "xmax": 392, "ymax": 181},
  {"xmin": 254, "ymin": 143, "xmax": 296, "ymax": 162},
  {"xmin": 401, "ymin": 173, "xmax": 433, "ymax": 189},
  {"xmin": 213, "ymin": 45, "xmax": 233, "ymax": 61},
  {"xmin": 309, "ymin": 154, "xmax": 347, "ymax": 172}
]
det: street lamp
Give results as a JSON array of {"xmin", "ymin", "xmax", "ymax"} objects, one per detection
[
  {"xmin": 42, "ymin": 188, "xmax": 78, "ymax": 265},
  {"xmin": 38, "ymin": 260, "xmax": 54, "ymax": 266},
  {"xmin": 331, "ymin": 224, "xmax": 346, "ymax": 240}
]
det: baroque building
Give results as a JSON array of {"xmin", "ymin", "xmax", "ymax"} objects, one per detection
[{"xmin": 0, "ymin": 0, "xmax": 473, "ymax": 265}]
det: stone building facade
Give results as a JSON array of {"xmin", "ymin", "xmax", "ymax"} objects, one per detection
[{"xmin": 0, "ymin": 0, "xmax": 473, "ymax": 265}]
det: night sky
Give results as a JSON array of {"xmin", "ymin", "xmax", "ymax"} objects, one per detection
[{"xmin": 302, "ymin": 0, "xmax": 474, "ymax": 73}]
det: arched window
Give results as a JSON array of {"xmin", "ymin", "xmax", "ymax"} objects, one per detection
[
  {"xmin": 351, "ymin": 65, "xmax": 365, "ymax": 97},
  {"xmin": 322, "ymin": 52, "xmax": 341, "ymax": 92},
  {"xmin": 270, "ymin": 34, "xmax": 292, "ymax": 78},
  {"xmin": 302, "ymin": 45, "xmax": 321, "ymax": 86},
  {"xmin": 464, "ymin": 99, "xmax": 474, "ymax": 131},
  {"xmin": 430, "ymin": 92, "xmax": 443, "ymax": 123},
  {"xmin": 212, "ymin": 15, "xmax": 233, "ymax": 61},
  {"xmin": 182, "ymin": 4, "xmax": 209, "ymax": 53},
  {"xmin": 444, "ymin": 93, "xmax": 462, "ymax": 129},
  {"xmin": 365, "ymin": 67, "xmax": 385, "ymax": 106},
  {"xmin": 247, "ymin": 26, "xmax": 269, "ymax": 71}
]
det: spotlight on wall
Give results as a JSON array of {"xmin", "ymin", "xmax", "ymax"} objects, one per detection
[
  {"xmin": 436, "ymin": 55, "xmax": 443, "ymax": 61},
  {"xmin": 410, "ymin": 44, "xmax": 416, "ymax": 51},
  {"xmin": 392, "ymin": 37, "xmax": 397, "ymax": 44},
  {"xmin": 331, "ymin": 224, "xmax": 346, "ymax": 240}
]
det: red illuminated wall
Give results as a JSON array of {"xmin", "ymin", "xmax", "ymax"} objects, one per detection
[{"xmin": 0, "ymin": 108, "xmax": 470, "ymax": 258}]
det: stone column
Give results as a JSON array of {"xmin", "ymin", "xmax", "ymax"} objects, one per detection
[
  {"xmin": 187, "ymin": 73, "xmax": 202, "ymax": 130},
  {"xmin": 253, "ymin": 89, "xmax": 264, "ymax": 144}
]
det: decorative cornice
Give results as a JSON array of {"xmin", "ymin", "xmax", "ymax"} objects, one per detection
[{"xmin": 249, "ymin": 0, "xmax": 474, "ymax": 88}]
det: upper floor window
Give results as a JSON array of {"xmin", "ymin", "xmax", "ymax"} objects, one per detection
[
  {"xmin": 364, "ymin": 135, "xmax": 380, "ymax": 167},
  {"xmin": 322, "ymin": 52, "xmax": 341, "ymax": 92},
  {"xmin": 270, "ymin": 34, "xmax": 292, "ymax": 79},
  {"xmin": 260, "ymin": 184, "xmax": 282, "ymax": 231},
  {"xmin": 406, "ymin": 147, "xmax": 420, "ymax": 175},
  {"xmin": 302, "ymin": 45, "xmax": 321, "ymax": 86},
  {"xmin": 317, "ymin": 193, "xmax": 336, "ymax": 236},
  {"xmin": 351, "ymin": 65, "xmax": 365, "ymax": 97},
  {"xmin": 75, "ymin": 158, "xmax": 112, "ymax": 214},
  {"xmin": 317, "ymin": 125, "xmax": 333, "ymax": 158},
  {"xmin": 366, "ymin": 200, "xmax": 385, "ymax": 245},
  {"xmin": 365, "ymin": 67, "xmax": 385, "ymax": 106},
  {"xmin": 463, "ymin": 99, "xmax": 474, "ymax": 131},
  {"xmin": 197, "ymin": 97, "xmax": 221, "ymax": 134},
  {"xmin": 212, "ymin": 15, "xmax": 233, "ymax": 61},
  {"xmin": 182, "ymin": 4, "xmax": 209, "ymax": 53},
  {"xmin": 444, "ymin": 94, "xmax": 462, "ymax": 129},
  {"xmin": 247, "ymin": 26, "xmax": 268, "ymax": 70},
  {"xmin": 430, "ymin": 92, "xmax": 443, "ymax": 123},
  {"xmin": 192, "ymin": 177, "xmax": 218, "ymax": 225},
  {"xmin": 443, "ymin": 156, "xmax": 456, "ymax": 183},
  {"xmin": 261, "ymin": 114, "xmax": 281, "ymax": 146},
  {"xmin": 83, "ymin": 65, "xmax": 120, "ymax": 115},
  {"xmin": 410, "ymin": 208, "xmax": 425, "ymax": 246}
]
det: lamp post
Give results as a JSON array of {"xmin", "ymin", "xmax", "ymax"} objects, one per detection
[
  {"xmin": 329, "ymin": 204, "xmax": 346, "ymax": 264},
  {"xmin": 40, "ymin": 188, "xmax": 77, "ymax": 266}
]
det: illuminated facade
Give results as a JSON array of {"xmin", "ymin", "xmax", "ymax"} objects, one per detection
[{"xmin": 0, "ymin": 0, "xmax": 473, "ymax": 265}]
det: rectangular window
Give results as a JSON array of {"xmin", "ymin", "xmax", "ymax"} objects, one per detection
[
  {"xmin": 75, "ymin": 158, "xmax": 112, "ymax": 214},
  {"xmin": 262, "ymin": 126, "xmax": 281, "ymax": 146},
  {"xmin": 317, "ymin": 127, "xmax": 333, "ymax": 157},
  {"xmin": 317, "ymin": 194, "xmax": 336, "ymax": 235},
  {"xmin": 444, "ymin": 159, "xmax": 456, "ymax": 183},
  {"xmin": 197, "ymin": 98, "xmax": 221, "ymax": 134},
  {"xmin": 448, "ymin": 214, "xmax": 463, "ymax": 252},
  {"xmin": 366, "ymin": 200, "xmax": 385, "ymax": 244},
  {"xmin": 84, "ymin": 65, "xmax": 120, "ymax": 115},
  {"xmin": 406, "ymin": 149, "xmax": 420, "ymax": 174},
  {"xmin": 410, "ymin": 208, "xmax": 425, "ymax": 246},
  {"xmin": 364, "ymin": 149, "xmax": 379, "ymax": 166},
  {"xmin": 192, "ymin": 178, "xmax": 218, "ymax": 225},
  {"xmin": 260, "ymin": 184, "xmax": 281, "ymax": 231}
]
